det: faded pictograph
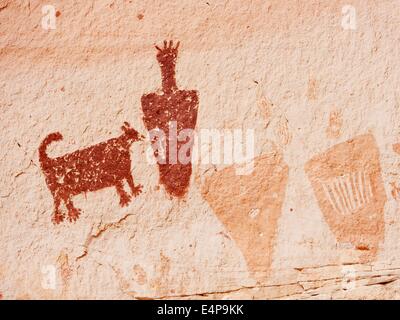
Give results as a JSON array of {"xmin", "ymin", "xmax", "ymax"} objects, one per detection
[
  {"xmin": 326, "ymin": 109, "xmax": 343, "ymax": 139},
  {"xmin": 305, "ymin": 134, "xmax": 386, "ymax": 262},
  {"xmin": 307, "ymin": 77, "xmax": 318, "ymax": 101},
  {"xmin": 390, "ymin": 181, "xmax": 400, "ymax": 201},
  {"xmin": 256, "ymin": 87, "xmax": 291, "ymax": 147},
  {"xmin": 39, "ymin": 122, "xmax": 144, "ymax": 224},
  {"xmin": 391, "ymin": 143, "xmax": 400, "ymax": 200},
  {"xmin": 198, "ymin": 145, "xmax": 289, "ymax": 280},
  {"xmin": 274, "ymin": 115, "xmax": 291, "ymax": 147},
  {"xmin": 195, "ymin": 88, "xmax": 290, "ymax": 280},
  {"xmin": 57, "ymin": 252, "xmax": 73, "ymax": 297},
  {"xmin": 256, "ymin": 90, "xmax": 274, "ymax": 129},
  {"xmin": 141, "ymin": 41, "xmax": 199, "ymax": 197}
]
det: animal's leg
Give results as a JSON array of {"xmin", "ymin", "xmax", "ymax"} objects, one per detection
[
  {"xmin": 116, "ymin": 181, "xmax": 131, "ymax": 207},
  {"xmin": 126, "ymin": 174, "xmax": 143, "ymax": 197},
  {"xmin": 65, "ymin": 197, "xmax": 81, "ymax": 222},
  {"xmin": 52, "ymin": 195, "xmax": 64, "ymax": 224}
]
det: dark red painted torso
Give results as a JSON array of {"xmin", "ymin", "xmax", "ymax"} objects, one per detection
[{"xmin": 141, "ymin": 41, "xmax": 199, "ymax": 197}]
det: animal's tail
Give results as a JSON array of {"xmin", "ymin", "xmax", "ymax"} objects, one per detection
[{"xmin": 39, "ymin": 132, "xmax": 63, "ymax": 163}]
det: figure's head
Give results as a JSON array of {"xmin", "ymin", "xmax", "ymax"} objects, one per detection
[
  {"xmin": 121, "ymin": 122, "xmax": 144, "ymax": 142},
  {"xmin": 155, "ymin": 40, "xmax": 180, "ymax": 66}
]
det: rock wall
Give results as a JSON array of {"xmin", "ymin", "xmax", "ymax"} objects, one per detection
[{"xmin": 1, "ymin": 0, "xmax": 400, "ymax": 299}]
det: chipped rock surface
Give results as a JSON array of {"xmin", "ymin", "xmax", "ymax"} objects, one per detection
[{"xmin": 1, "ymin": 0, "xmax": 400, "ymax": 299}]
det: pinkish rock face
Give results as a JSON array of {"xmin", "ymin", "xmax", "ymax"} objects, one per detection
[{"xmin": 2, "ymin": 0, "xmax": 400, "ymax": 300}]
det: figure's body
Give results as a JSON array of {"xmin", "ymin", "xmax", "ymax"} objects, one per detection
[
  {"xmin": 39, "ymin": 122, "xmax": 143, "ymax": 224},
  {"xmin": 141, "ymin": 41, "xmax": 199, "ymax": 197}
]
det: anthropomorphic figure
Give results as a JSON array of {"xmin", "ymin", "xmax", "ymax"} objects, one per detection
[{"xmin": 141, "ymin": 41, "xmax": 199, "ymax": 197}]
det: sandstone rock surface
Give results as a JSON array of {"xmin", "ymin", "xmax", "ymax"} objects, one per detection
[{"xmin": 1, "ymin": 0, "xmax": 400, "ymax": 299}]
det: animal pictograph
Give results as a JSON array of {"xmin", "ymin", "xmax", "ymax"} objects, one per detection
[
  {"xmin": 141, "ymin": 41, "xmax": 199, "ymax": 197},
  {"xmin": 39, "ymin": 122, "xmax": 144, "ymax": 224}
]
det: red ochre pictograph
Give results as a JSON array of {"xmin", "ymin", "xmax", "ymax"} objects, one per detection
[
  {"xmin": 305, "ymin": 134, "xmax": 386, "ymax": 262},
  {"xmin": 141, "ymin": 41, "xmax": 199, "ymax": 197},
  {"xmin": 198, "ymin": 148, "xmax": 289, "ymax": 280},
  {"xmin": 39, "ymin": 122, "xmax": 144, "ymax": 224}
]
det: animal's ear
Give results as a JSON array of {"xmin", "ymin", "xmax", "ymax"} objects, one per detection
[{"xmin": 121, "ymin": 122, "xmax": 131, "ymax": 133}]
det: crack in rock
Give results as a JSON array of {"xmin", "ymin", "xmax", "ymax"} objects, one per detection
[
  {"xmin": 75, "ymin": 213, "xmax": 133, "ymax": 261},
  {"xmin": 132, "ymin": 266, "xmax": 400, "ymax": 300}
]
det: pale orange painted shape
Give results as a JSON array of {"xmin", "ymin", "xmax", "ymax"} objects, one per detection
[
  {"xmin": 326, "ymin": 110, "xmax": 343, "ymax": 139},
  {"xmin": 199, "ymin": 150, "xmax": 289, "ymax": 280},
  {"xmin": 393, "ymin": 143, "xmax": 400, "ymax": 155},
  {"xmin": 305, "ymin": 134, "xmax": 386, "ymax": 262}
]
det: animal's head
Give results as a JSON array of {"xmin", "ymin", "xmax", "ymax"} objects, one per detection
[
  {"xmin": 155, "ymin": 40, "xmax": 179, "ymax": 67},
  {"xmin": 121, "ymin": 122, "xmax": 144, "ymax": 142}
]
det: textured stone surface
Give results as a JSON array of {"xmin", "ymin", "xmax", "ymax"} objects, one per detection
[{"xmin": 1, "ymin": 0, "xmax": 400, "ymax": 299}]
